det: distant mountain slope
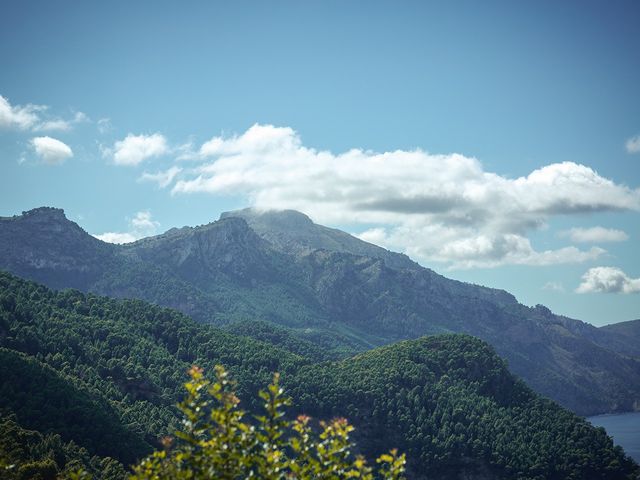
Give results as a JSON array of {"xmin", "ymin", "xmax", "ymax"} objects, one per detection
[
  {"xmin": 0, "ymin": 272, "xmax": 637, "ymax": 479},
  {"xmin": 599, "ymin": 319, "xmax": 640, "ymax": 357},
  {"xmin": 601, "ymin": 318, "xmax": 640, "ymax": 335},
  {"xmin": 220, "ymin": 208, "xmax": 419, "ymax": 270},
  {"xmin": 1, "ymin": 207, "xmax": 639, "ymax": 415}
]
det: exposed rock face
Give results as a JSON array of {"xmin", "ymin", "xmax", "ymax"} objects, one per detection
[
  {"xmin": 1, "ymin": 206, "xmax": 639, "ymax": 416},
  {"xmin": 0, "ymin": 207, "xmax": 116, "ymax": 289},
  {"xmin": 221, "ymin": 208, "xmax": 419, "ymax": 271},
  {"xmin": 126, "ymin": 217, "xmax": 277, "ymax": 283}
]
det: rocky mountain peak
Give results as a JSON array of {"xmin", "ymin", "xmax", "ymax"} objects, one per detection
[
  {"xmin": 3, "ymin": 207, "xmax": 68, "ymax": 223},
  {"xmin": 24, "ymin": 206, "xmax": 66, "ymax": 216},
  {"xmin": 0, "ymin": 206, "xmax": 111, "ymax": 290},
  {"xmin": 1, "ymin": 206, "xmax": 89, "ymax": 237},
  {"xmin": 122, "ymin": 214, "xmax": 276, "ymax": 283},
  {"xmin": 220, "ymin": 208, "xmax": 314, "ymax": 229},
  {"xmin": 220, "ymin": 207, "xmax": 419, "ymax": 271}
]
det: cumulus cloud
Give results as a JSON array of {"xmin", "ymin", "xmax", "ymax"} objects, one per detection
[
  {"xmin": 130, "ymin": 210, "xmax": 160, "ymax": 232},
  {"xmin": 560, "ymin": 226, "xmax": 629, "ymax": 243},
  {"xmin": 358, "ymin": 225, "xmax": 605, "ymax": 269},
  {"xmin": 626, "ymin": 134, "xmax": 640, "ymax": 154},
  {"xmin": 138, "ymin": 166, "xmax": 183, "ymax": 188},
  {"xmin": 0, "ymin": 95, "xmax": 43, "ymax": 130},
  {"xmin": 94, "ymin": 211, "xmax": 160, "ymax": 244},
  {"xmin": 108, "ymin": 133, "xmax": 168, "ymax": 166},
  {"xmin": 199, "ymin": 125, "xmax": 299, "ymax": 157},
  {"xmin": 170, "ymin": 124, "xmax": 640, "ymax": 268},
  {"xmin": 94, "ymin": 232, "xmax": 138, "ymax": 244},
  {"xmin": 576, "ymin": 267, "xmax": 640, "ymax": 294},
  {"xmin": 30, "ymin": 136, "xmax": 73, "ymax": 165}
]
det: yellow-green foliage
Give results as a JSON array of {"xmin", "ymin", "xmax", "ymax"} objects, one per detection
[{"xmin": 131, "ymin": 365, "xmax": 405, "ymax": 480}]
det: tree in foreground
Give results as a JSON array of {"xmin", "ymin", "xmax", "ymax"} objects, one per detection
[{"xmin": 131, "ymin": 365, "xmax": 405, "ymax": 480}]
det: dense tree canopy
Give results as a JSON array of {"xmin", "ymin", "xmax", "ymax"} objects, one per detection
[
  {"xmin": 0, "ymin": 271, "xmax": 637, "ymax": 479},
  {"xmin": 132, "ymin": 365, "xmax": 406, "ymax": 480}
]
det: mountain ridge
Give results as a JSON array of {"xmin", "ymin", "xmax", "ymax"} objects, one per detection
[
  {"xmin": 220, "ymin": 207, "xmax": 421, "ymax": 271},
  {"xmin": 1, "ymin": 206, "xmax": 639, "ymax": 416}
]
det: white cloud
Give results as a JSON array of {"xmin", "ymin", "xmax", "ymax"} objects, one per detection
[
  {"xmin": 626, "ymin": 134, "xmax": 640, "ymax": 154},
  {"xmin": 97, "ymin": 118, "xmax": 112, "ymax": 134},
  {"xmin": 33, "ymin": 111, "xmax": 89, "ymax": 132},
  {"xmin": 576, "ymin": 267, "xmax": 640, "ymax": 294},
  {"xmin": 34, "ymin": 119, "xmax": 72, "ymax": 132},
  {"xmin": 170, "ymin": 124, "xmax": 640, "ymax": 268},
  {"xmin": 199, "ymin": 125, "xmax": 299, "ymax": 157},
  {"xmin": 30, "ymin": 136, "xmax": 73, "ymax": 165},
  {"xmin": 93, "ymin": 211, "xmax": 160, "ymax": 244},
  {"xmin": 74, "ymin": 111, "xmax": 89, "ymax": 123},
  {"xmin": 139, "ymin": 166, "xmax": 182, "ymax": 188},
  {"xmin": 0, "ymin": 95, "xmax": 43, "ymax": 130},
  {"xmin": 543, "ymin": 281, "xmax": 565, "ymax": 292},
  {"xmin": 130, "ymin": 210, "xmax": 160, "ymax": 232},
  {"xmin": 109, "ymin": 133, "xmax": 168, "ymax": 166},
  {"xmin": 1, "ymin": 94, "xmax": 90, "ymax": 133},
  {"xmin": 94, "ymin": 232, "xmax": 138, "ymax": 244},
  {"xmin": 359, "ymin": 225, "xmax": 605, "ymax": 269},
  {"xmin": 560, "ymin": 226, "xmax": 629, "ymax": 243},
  {"xmin": 175, "ymin": 140, "xmax": 200, "ymax": 161}
]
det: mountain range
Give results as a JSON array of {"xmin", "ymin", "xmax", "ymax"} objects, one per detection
[{"xmin": 1, "ymin": 206, "xmax": 639, "ymax": 416}]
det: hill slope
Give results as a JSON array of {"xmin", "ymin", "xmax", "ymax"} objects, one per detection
[
  {"xmin": 598, "ymin": 319, "xmax": 640, "ymax": 358},
  {"xmin": 1, "ymin": 207, "xmax": 639, "ymax": 415},
  {"xmin": 0, "ymin": 272, "xmax": 637, "ymax": 479}
]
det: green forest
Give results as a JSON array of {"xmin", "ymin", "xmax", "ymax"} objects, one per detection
[{"xmin": 0, "ymin": 271, "xmax": 638, "ymax": 479}]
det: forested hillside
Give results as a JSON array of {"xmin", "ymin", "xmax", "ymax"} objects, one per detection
[
  {"xmin": 1, "ymin": 207, "xmax": 639, "ymax": 416},
  {"xmin": 0, "ymin": 272, "xmax": 637, "ymax": 479}
]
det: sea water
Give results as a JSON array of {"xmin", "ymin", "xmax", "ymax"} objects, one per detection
[{"xmin": 588, "ymin": 412, "xmax": 640, "ymax": 463}]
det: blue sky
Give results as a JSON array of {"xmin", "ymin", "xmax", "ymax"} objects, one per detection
[{"xmin": 1, "ymin": 1, "xmax": 639, "ymax": 325}]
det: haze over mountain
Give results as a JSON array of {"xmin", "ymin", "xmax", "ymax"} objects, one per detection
[{"xmin": 1, "ymin": 206, "xmax": 639, "ymax": 416}]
